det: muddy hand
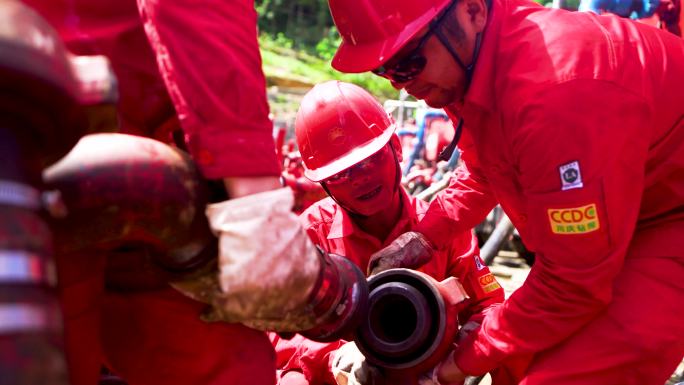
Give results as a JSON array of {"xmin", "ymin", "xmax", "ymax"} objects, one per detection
[
  {"xmin": 367, "ymin": 231, "xmax": 436, "ymax": 276},
  {"xmin": 173, "ymin": 187, "xmax": 322, "ymax": 331}
]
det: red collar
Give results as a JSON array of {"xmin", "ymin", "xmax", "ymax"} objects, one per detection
[{"xmin": 326, "ymin": 188, "xmax": 420, "ymax": 246}]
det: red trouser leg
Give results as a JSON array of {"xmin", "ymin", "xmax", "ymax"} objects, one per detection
[
  {"xmin": 101, "ymin": 288, "xmax": 277, "ymax": 385},
  {"xmin": 520, "ymin": 253, "xmax": 684, "ymax": 385}
]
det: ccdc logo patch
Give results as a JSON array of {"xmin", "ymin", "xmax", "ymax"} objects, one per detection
[{"xmin": 547, "ymin": 203, "xmax": 600, "ymax": 234}]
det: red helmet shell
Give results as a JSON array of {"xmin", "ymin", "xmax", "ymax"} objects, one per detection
[{"xmin": 295, "ymin": 81, "xmax": 395, "ymax": 182}]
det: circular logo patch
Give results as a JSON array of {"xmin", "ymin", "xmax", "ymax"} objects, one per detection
[{"xmin": 563, "ymin": 168, "xmax": 578, "ymax": 183}]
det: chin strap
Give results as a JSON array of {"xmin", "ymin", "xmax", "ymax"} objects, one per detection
[
  {"xmin": 435, "ymin": 0, "xmax": 492, "ymax": 162},
  {"xmin": 433, "ymin": 27, "xmax": 484, "ymax": 162},
  {"xmin": 434, "ymin": 29, "xmax": 484, "ymax": 90},
  {"xmin": 438, "ymin": 117, "xmax": 464, "ymax": 162}
]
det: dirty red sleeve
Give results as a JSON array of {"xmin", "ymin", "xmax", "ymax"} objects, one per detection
[
  {"xmin": 453, "ymin": 80, "xmax": 650, "ymax": 375},
  {"xmin": 414, "ymin": 133, "xmax": 498, "ymax": 249},
  {"xmin": 445, "ymin": 231, "xmax": 504, "ymax": 326},
  {"xmin": 137, "ymin": 0, "xmax": 280, "ymax": 179}
]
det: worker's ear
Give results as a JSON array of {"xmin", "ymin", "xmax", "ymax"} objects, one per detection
[
  {"xmin": 456, "ymin": 0, "xmax": 488, "ymax": 33},
  {"xmin": 390, "ymin": 135, "xmax": 403, "ymax": 163}
]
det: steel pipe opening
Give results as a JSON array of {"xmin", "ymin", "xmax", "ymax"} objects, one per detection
[
  {"xmin": 365, "ymin": 282, "xmax": 432, "ymax": 357},
  {"xmin": 356, "ymin": 269, "xmax": 448, "ymax": 370}
]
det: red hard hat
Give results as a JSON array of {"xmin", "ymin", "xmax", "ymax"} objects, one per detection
[
  {"xmin": 296, "ymin": 81, "xmax": 395, "ymax": 182},
  {"xmin": 328, "ymin": 0, "xmax": 452, "ymax": 73}
]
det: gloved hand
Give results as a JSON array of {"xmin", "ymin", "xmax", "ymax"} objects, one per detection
[
  {"xmin": 418, "ymin": 350, "xmax": 466, "ymax": 385},
  {"xmin": 332, "ymin": 342, "xmax": 383, "ymax": 385},
  {"xmin": 171, "ymin": 187, "xmax": 322, "ymax": 331},
  {"xmin": 417, "ymin": 323, "xmax": 479, "ymax": 385},
  {"xmin": 455, "ymin": 321, "xmax": 480, "ymax": 344},
  {"xmin": 367, "ymin": 231, "xmax": 436, "ymax": 275}
]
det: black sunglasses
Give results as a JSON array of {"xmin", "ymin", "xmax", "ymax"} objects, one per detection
[
  {"xmin": 371, "ymin": 29, "xmax": 434, "ymax": 84},
  {"xmin": 371, "ymin": 0, "xmax": 458, "ymax": 84}
]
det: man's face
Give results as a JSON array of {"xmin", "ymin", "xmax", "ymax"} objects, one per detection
[
  {"xmin": 393, "ymin": 34, "xmax": 469, "ymax": 108},
  {"xmin": 322, "ymin": 144, "xmax": 399, "ymax": 216},
  {"xmin": 372, "ymin": 0, "xmax": 486, "ymax": 108}
]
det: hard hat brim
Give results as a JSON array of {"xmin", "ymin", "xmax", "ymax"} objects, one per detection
[
  {"xmin": 330, "ymin": 6, "xmax": 446, "ymax": 73},
  {"xmin": 304, "ymin": 124, "xmax": 395, "ymax": 182}
]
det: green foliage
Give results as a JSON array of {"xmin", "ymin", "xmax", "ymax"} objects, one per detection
[
  {"xmin": 560, "ymin": 0, "xmax": 581, "ymax": 10},
  {"xmin": 335, "ymin": 72, "xmax": 398, "ymax": 101},
  {"xmin": 315, "ymin": 26, "xmax": 341, "ymax": 60},
  {"xmin": 254, "ymin": 1, "xmax": 400, "ymax": 101},
  {"xmin": 255, "ymin": 0, "xmax": 333, "ymax": 49},
  {"xmin": 258, "ymin": 33, "xmax": 398, "ymax": 101},
  {"xmin": 274, "ymin": 32, "xmax": 294, "ymax": 49}
]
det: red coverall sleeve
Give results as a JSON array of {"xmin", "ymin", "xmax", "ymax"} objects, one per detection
[
  {"xmin": 136, "ymin": 0, "xmax": 280, "ymax": 179},
  {"xmin": 445, "ymin": 231, "xmax": 504, "ymax": 326},
  {"xmin": 453, "ymin": 80, "xmax": 651, "ymax": 375},
  {"xmin": 271, "ymin": 333, "xmax": 345, "ymax": 385},
  {"xmin": 415, "ymin": 134, "xmax": 498, "ymax": 248}
]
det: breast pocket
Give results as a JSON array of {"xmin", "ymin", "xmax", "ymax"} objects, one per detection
[{"xmin": 525, "ymin": 180, "xmax": 613, "ymax": 268}]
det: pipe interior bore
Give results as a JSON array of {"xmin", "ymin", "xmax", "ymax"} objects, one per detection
[{"xmin": 369, "ymin": 292, "xmax": 419, "ymax": 343}]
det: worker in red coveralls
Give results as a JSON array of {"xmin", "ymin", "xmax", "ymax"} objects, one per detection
[
  {"xmin": 271, "ymin": 80, "xmax": 504, "ymax": 385},
  {"xmin": 324, "ymin": 0, "xmax": 684, "ymax": 384},
  {"xmin": 22, "ymin": 1, "xmax": 323, "ymax": 385}
]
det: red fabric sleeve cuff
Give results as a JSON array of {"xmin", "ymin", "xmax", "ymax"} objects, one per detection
[{"xmin": 452, "ymin": 329, "xmax": 503, "ymax": 376}]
